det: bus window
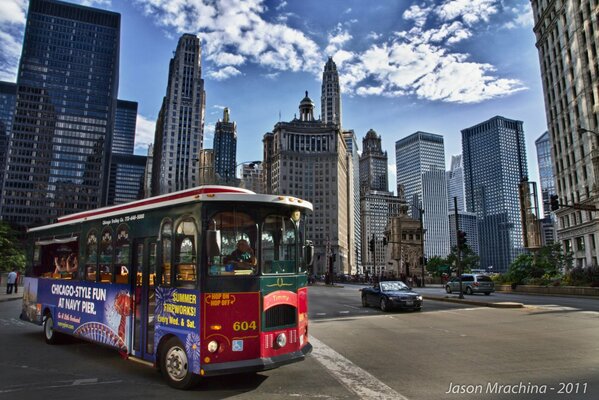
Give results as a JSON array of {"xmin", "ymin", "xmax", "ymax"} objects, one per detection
[
  {"xmin": 115, "ymin": 225, "xmax": 130, "ymax": 284},
  {"xmin": 207, "ymin": 211, "xmax": 257, "ymax": 276},
  {"xmin": 175, "ymin": 217, "xmax": 197, "ymax": 287},
  {"xmin": 160, "ymin": 219, "xmax": 172, "ymax": 286},
  {"xmin": 262, "ymin": 215, "xmax": 297, "ymax": 274},
  {"xmin": 86, "ymin": 231, "xmax": 98, "ymax": 281},
  {"xmin": 99, "ymin": 228, "xmax": 114, "ymax": 283}
]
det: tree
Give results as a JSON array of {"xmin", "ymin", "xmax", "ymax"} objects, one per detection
[
  {"xmin": 446, "ymin": 244, "xmax": 480, "ymax": 273},
  {"xmin": 426, "ymin": 256, "xmax": 449, "ymax": 277},
  {"xmin": 506, "ymin": 243, "xmax": 572, "ymax": 284},
  {"xmin": 0, "ymin": 222, "xmax": 25, "ymax": 272}
]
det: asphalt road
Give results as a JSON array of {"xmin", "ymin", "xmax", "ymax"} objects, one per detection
[{"xmin": 1, "ymin": 288, "xmax": 598, "ymax": 400}]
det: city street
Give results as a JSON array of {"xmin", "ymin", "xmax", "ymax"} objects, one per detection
[{"xmin": 1, "ymin": 287, "xmax": 598, "ymax": 400}]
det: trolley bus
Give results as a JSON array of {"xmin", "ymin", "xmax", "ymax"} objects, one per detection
[{"xmin": 20, "ymin": 185, "xmax": 314, "ymax": 389}]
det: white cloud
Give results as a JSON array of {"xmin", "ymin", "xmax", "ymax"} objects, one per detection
[
  {"xmin": 324, "ymin": 24, "xmax": 353, "ymax": 56},
  {"xmin": 78, "ymin": 0, "xmax": 112, "ymax": 6},
  {"xmin": 134, "ymin": 114, "xmax": 156, "ymax": 150},
  {"xmin": 208, "ymin": 66, "xmax": 242, "ymax": 80},
  {"xmin": 135, "ymin": 0, "xmax": 322, "ymax": 77},
  {"xmin": 263, "ymin": 72, "xmax": 280, "ymax": 80},
  {"xmin": 366, "ymin": 31, "xmax": 382, "ymax": 41},
  {"xmin": 276, "ymin": 1, "xmax": 287, "ymax": 11},
  {"xmin": 403, "ymin": 4, "xmax": 431, "ymax": 27},
  {"xmin": 0, "ymin": 0, "xmax": 26, "ymax": 81},
  {"xmin": 213, "ymin": 52, "xmax": 245, "ymax": 66},
  {"xmin": 436, "ymin": 0, "xmax": 498, "ymax": 26},
  {"xmin": 504, "ymin": 4, "xmax": 534, "ymax": 29}
]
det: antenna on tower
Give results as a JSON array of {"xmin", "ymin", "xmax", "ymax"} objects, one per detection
[{"xmin": 279, "ymin": 110, "xmax": 281, "ymax": 122}]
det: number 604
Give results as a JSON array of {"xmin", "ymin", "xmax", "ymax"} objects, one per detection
[{"xmin": 233, "ymin": 320, "xmax": 257, "ymax": 331}]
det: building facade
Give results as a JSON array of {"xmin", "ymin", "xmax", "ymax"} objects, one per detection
[
  {"xmin": 151, "ymin": 34, "xmax": 205, "ymax": 196},
  {"xmin": 1, "ymin": 0, "xmax": 120, "ymax": 227},
  {"xmin": 462, "ymin": 116, "xmax": 528, "ymax": 273},
  {"xmin": 361, "ymin": 190, "xmax": 404, "ymax": 275},
  {"xmin": 448, "ymin": 211, "xmax": 480, "ymax": 256},
  {"xmin": 447, "ymin": 154, "xmax": 466, "ymax": 212},
  {"xmin": 385, "ymin": 203, "xmax": 423, "ymax": 279},
  {"xmin": 144, "ymin": 144, "xmax": 153, "ymax": 198},
  {"xmin": 198, "ymin": 148, "xmax": 215, "ymax": 185},
  {"xmin": 321, "ymin": 57, "xmax": 342, "ymax": 127},
  {"xmin": 359, "ymin": 129, "xmax": 388, "ymax": 193},
  {"xmin": 0, "ymin": 82, "xmax": 17, "ymax": 204},
  {"xmin": 113, "ymin": 99, "xmax": 137, "ymax": 155},
  {"xmin": 396, "ymin": 132, "xmax": 450, "ymax": 258},
  {"xmin": 531, "ymin": 0, "xmax": 599, "ymax": 267},
  {"xmin": 241, "ymin": 161, "xmax": 263, "ymax": 193},
  {"xmin": 213, "ymin": 107, "xmax": 237, "ymax": 182},
  {"xmin": 262, "ymin": 92, "xmax": 352, "ymax": 275},
  {"xmin": 107, "ymin": 154, "xmax": 146, "ymax": 205},
  {"xmin": 343, "ymin": 129, "xmax": 361, "ymax": 271},
  {"xmin": 535, "ymin": 131, "xmax": 556, "ymax": 245}
]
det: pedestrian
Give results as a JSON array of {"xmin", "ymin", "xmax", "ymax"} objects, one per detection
[{"xmin": 6, "ymin": 269, "xmax": 17, "ymax": 294}]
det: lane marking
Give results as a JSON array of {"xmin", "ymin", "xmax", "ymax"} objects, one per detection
[
  {"xmin": 310, "ymin": 336, "xmax": 409, "ymax": 400},
  {"xmin": 338, "ymin": 311, "xmax": 350, "ymax": 314}
]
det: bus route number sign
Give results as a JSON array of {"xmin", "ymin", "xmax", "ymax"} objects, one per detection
[{"xmin": 233, "ymin": 320, "xmax": 257, "ymax": 331}]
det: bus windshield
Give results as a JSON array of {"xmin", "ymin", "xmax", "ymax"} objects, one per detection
[{"xmin": 206, "ymin": 209, "xmax": 300, "ymax": 276}]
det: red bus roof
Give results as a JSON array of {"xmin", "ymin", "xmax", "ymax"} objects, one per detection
[{"xmin": 28, "ymin": 185, "xmax": 313, "ymax": 233}]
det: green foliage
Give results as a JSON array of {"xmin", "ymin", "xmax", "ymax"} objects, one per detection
[
  {"xmin": 506, "ymin": 243, "xmax": 574, "ymax": 285},
  {"xmin": 425, "ymin": 256, "xmax": 450, "ymax": 277},
  {"xmin": 0, "ymin": 222, "xmax": 25, "ymax": 272},
  {"xmin": 446, "ymin": 244, "xmax": 480, "ymax": 273}
]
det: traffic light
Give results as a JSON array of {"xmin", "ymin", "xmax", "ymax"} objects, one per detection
[
  {"xmin": 550, "ymin": 194, "xmax": 560, "ymax": 211},
  {"xmin": 457, "ymin": 230, "xmax": 467, "ymax": 249},
  {"xmin": 382, "ymin": 236, "xmax": 388, "ymax": 246},
  {"xmin": 369, "ymin": 236, "xmax": 375, "ymax": 252}
]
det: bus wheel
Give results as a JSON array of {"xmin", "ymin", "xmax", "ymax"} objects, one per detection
[
  {"xmin": 44, "ymin": 313, "xmax": 58, "ymax": 344},
  {"xmin": 160, "ymin": 337, "xmax": 198, "ymax": 390}
]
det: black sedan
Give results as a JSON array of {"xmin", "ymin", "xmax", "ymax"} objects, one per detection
[{"xmin": 361, "ymin": 281, "xmax": 423, "ymax": 312}]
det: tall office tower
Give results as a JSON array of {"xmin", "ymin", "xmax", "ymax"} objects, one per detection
[
  {"xmin": 359, "ymin": 129, "xmax": 388, "ymax": 193},
  {"xmin": 144, "ymin": 145, "xmax": 153, "ymax": 198},
  {"xmin": 151, "ymin": 34, "xmax": 205, "ymax": 196},
  {"xmin": 0, "ymin": 82, "xmax": 17, "ymax": 203},
  {"xmin": 343, "ymin": 129, "xmax": 361, "ymax": 271},
  {"xmin": 535, "ymin": 132, "xmax": 556, "ymax": 218},
  {"xmin": 360, "ymin": 190, "xmax": 404, "ymax": 275},
  {"xmin": 448, "ymin": 212, "xmax": 480, "ymax": 256},
  {"xmin": 1, "ymin": 0, "xmax": 120, "ymax": 227},
  {"xmin": 535, "ymin": 131, "xmax": 556, "ymax": 245},
  {"xmin": 396, "ymin": 132, "xmax": 450, "ymax": 257},
  {"xmin": 213, "ymin": 107, "xmax": 237, "ymax": 182},
  {"xmin": 321, "ymin": 57, "xmax": 342, "ymax": 127},
  {"xmin": 107, "ymin": 154, "xmax": 147, "ymax": 205},
  {"xmin": 531, "ymin": 0, "xmax": 598, "ymax": 267},
  {"xmin": 447, "ymin": 154, "xmax": 465, "ymax": 211},
  {"xmin": 262, "ymin": 92, "xmax": 352, "ymax": 275},
  {"xmin": 462, "ymin": 116, "xmax": 528, "ymax": 273},
  {"xmin": 198, "ymin": 148, "xmax": 215, "ymax": 185},
  {"xmin": 113, "ymin": 100, "xmax": 137, "ymax": 154},
  {"xmin": 241, "ymin": 162, "xmax": 263, "ymax": 193}
]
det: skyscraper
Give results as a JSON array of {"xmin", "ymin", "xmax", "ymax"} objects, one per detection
[
  {"xmin": 535, "ymin": 131, "xmax": 556, "ymax": 245},
  {"xmin": 151, "ymin": 34, "xmax": 205, "ymax": 196},
  {"xmin": 396, "ymin": 132, "xmax": 450, "ymax": 257},
  {"xmin": 359, "ymin": 129, "xmax": 388, "ymax": 193},
  {"xmin": 0, "ymin": 82, "xmax": 17, "ymax": 204},
  {"xmin": 535, "ymin": 132, "xmax": 555, "ymax": 218},
  {"xmin": 107, "ymin": 154, "xmax": 147, "ymax": 205},
  {"xmin": 462, "ymin": 116, "xmax": 528, "ymax": 273},
  {"xmin": 343, "ymin": 130, "xmax": 361, "ymax": 271},
  {"xmin": 213, "ymin": 107, "xmax": 237, "ymax": 182},
  {"xmin": 262, "ymin": 92, "xmax": 352, "ymax": 275},
  {"xmin": 531, "ymin": 0, "xmax": 598, "ymax": 267},
  {"xmin": 321, "ymin": 57, "xmax": 341, "ymax": 127},
  {"xmin": 113, "ymin": 100, "xmax": 137, "ymax": 155},
  {"xmin": 447, "ymin": 154, "xmax": 465, "ymax": 212},
  {"xmin": 1, "ymin": 0, "xmax": 120, "ymax": 227}
]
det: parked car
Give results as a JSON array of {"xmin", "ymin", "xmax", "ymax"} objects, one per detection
[
  {"xmin": 445, "ymin": 274, "xmax": 495, "ymax": 295},
  {"xmin": 361, "ymin": 281, "xmax": 423, "ymax": 312}
]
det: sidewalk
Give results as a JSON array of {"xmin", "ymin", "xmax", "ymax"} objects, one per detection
[{"xmin": 0, "ymin": 291, "xmax": 22, "ymax": 303}]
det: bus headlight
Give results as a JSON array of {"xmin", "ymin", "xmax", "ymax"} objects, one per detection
[
  {"xmin": 207, "ymin": 340, "xmax": 219, "ymax": 353},
  {"xmin": 276, "ymin": 333, "xmax": 287, "ymax": 348}
]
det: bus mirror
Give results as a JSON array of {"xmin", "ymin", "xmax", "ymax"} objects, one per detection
[
  {"xmin": 305, "ymin": 241, "xmax": 314, "ymax": 266},
  {"xmin": 206, "ymin": 230, "xmax": 221, "ymax": 259}
]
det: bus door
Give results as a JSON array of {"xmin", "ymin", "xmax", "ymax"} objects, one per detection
[{"xmin": 131, "ymin": 238, "xmax": 158, "ymax": 361}]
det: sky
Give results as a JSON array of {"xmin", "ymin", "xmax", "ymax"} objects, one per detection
[{"xmin": 0, "ymin": 0, "xmax": 548, "ymax": 193}]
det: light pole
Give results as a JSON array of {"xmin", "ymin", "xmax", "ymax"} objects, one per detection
[{"xmin": 419, "ymin": 205, "xmax": 425, "ymax": 287}]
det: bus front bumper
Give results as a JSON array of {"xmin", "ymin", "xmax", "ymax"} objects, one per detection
[{"xmin": 200, "ymin": 343, "xmax": 313, "ymax": 376}]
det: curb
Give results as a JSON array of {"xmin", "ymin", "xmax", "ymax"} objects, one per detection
[
  {"xmin": 0, "ymin": 296, "xmax": 22, "ymax": 303},
  {"xmin": 422, "ymin": 295, "xmax": 523, "ymax": 308}
]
